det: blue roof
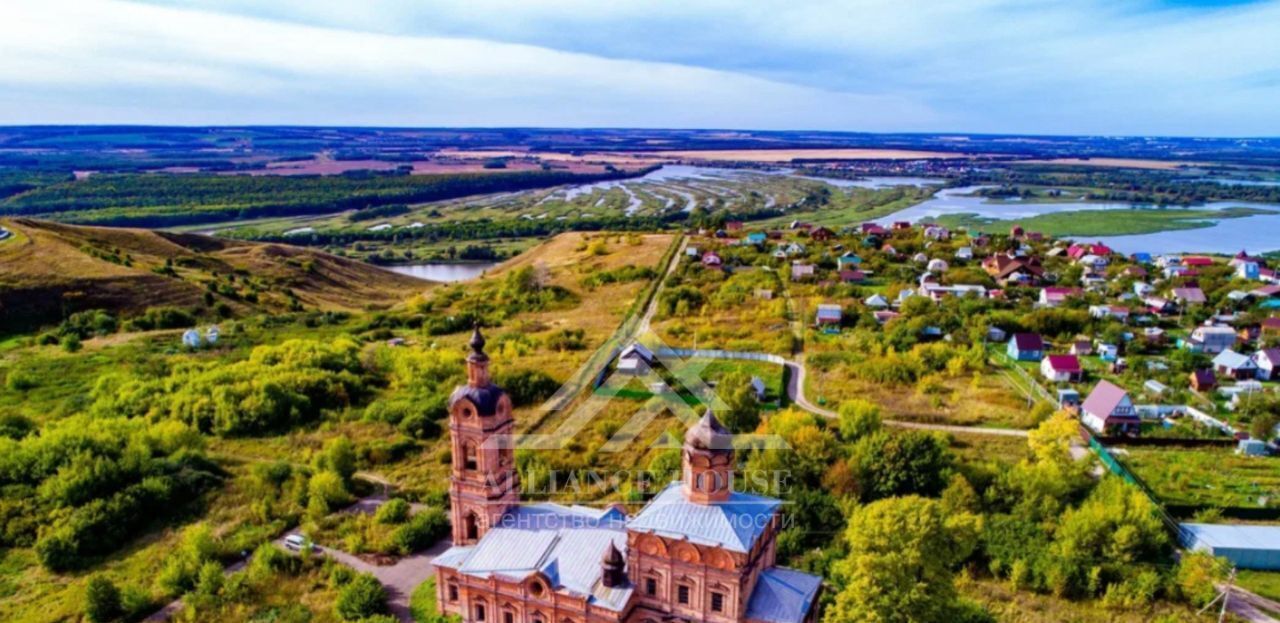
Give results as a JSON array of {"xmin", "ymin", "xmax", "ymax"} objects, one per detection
[
  {"xmin": 1182, "ymin": 523, "xmax": 1280, "ymax": 570},
  {"xmin": 433, "ymin": 502, "xmax": 634, "ymax": 611},
  {"xmin": 625, "ymin": 482, "xmax": 781, "ymax": 553},
  {"xmin": 745, "ymin": 567, "xmax": 823, "ymax": 623}
]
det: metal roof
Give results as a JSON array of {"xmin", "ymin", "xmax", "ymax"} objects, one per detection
[
  {"xmin": 744, "ymin": 567, "xmax": 823, "ymax": 623},
  {"xmin": 1182, "ymin": 523, "xmax": 1280, "ymax": 570},
  {"xmin": 626, "ymin": 482, "xmax": 780, "ymax": 553}
]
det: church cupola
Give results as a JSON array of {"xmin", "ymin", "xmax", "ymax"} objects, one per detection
[
  {"xmin": 682, "ymin": 412, "xmax": 735, "ymax": 504},
  {"xmin": 601, "ymin": 541, "xmax": 627, "ymax": 588},
  {"xmin": 466, "ymin": 325, "xmax": 491, "ymax": 387}
]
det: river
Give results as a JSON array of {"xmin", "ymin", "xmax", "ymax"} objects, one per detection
[
  {"xmin": 385, "ymin": 262, "xmax": 496, "ymax": 282},
  {"xmin": 871, "ymin": 185, "xmax": 1280, "ymax": 254}
]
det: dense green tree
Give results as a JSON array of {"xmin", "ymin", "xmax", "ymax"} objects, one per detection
[
  {"xmin": 826, "ymin": 496, "xmax": 981, "ymax": 623},
  {"xmin": 837, "ymin": 399, "xmax": 882, "ymax": 442},
  {"xmin": 84, "ymin": 575, "xmax": 123, "ymax": 623},
  {"xmin": 335, "ymin": 573, "xmax": 388, "ymax": 621},
  {"xmin": 849, "ymin": 430, "xmax": 953, "ymax": 501}
]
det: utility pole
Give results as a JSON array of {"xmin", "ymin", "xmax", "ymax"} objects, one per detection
[
  {"xmin": 1198, "ymin": 566, "xmax": 1237, "ymax": 622},
  {"xmin": 1218, "ymin": 567, "xmax": 1235, "ymax": 623}
]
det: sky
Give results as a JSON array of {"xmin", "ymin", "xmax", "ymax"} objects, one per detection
[{"xmin": 0, "ymin": 0, "xmax": 1278, "ymax": 136}]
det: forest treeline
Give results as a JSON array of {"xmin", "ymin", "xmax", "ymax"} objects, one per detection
[{"xmin": 0, "ymin": 167, "xmax": 656, "ymax": 227}]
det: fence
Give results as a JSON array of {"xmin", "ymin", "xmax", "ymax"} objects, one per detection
[
  {"xmin": 655, "ymin": 348, "xmax": 790, "ymax": 366},
  {"xmin": 1185, "ymin": 406, "xmax": 1236, "ymax": 436}
]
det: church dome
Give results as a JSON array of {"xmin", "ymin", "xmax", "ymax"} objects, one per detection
[{"xmin": 685, "ymin": 412, "xmax": 733, "ymax": 451}]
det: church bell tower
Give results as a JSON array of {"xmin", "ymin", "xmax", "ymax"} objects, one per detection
[{"xmin": 447, "ymin": 326, "xmax": 519, "ymax": 545}]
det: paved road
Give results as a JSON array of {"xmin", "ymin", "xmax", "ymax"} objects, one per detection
[
  {"xmin": 274, "ymin": 530, "xmax": 451, "ymax": 622},
  {"xmin": 1223, "ymin": 584, "xmax": 1280, "ymax": 623},
  {"xmin": 145, "ymin": 493, "xmax": 446, "ymax": 623}
]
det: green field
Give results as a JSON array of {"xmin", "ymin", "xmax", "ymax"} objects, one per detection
[
  {"xmin": 930, "ymin": 206, "xmax": 1270, "ymax": 237},
  {"xmin": 1119, "ymin": 446, "xmax": 1280, "ymax": 509}
]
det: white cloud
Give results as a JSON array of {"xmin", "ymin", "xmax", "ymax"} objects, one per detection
[
  {"xmin": 0, "ymin": 0, "xmax": 938, "ymax": 129},
  {"xmin": 2, "ymin": 0, "xmax": 1279, "ymax": 133}
]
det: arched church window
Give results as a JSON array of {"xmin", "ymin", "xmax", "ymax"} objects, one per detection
[{"xmin": 464, "ymin": 442, "xmax": 478, "ymax": 471}]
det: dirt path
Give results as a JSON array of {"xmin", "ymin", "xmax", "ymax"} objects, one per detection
[
  {"xmin": 783, "ymin": 359, "xmax": 1030, "ymax": 437},
  {"xmin": 637, "ymin": 236, "xmax": 687, "ymax": 336}
]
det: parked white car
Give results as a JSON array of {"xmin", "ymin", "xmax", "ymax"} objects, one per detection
[{"xmin": 284, "ymin": 534, "xmax": 315, "ymax": 552}]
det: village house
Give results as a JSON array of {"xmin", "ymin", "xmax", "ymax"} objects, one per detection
[
  {"xmin": 435, "ymin": 330, "xmax": 823, "ymax": 623},
  {"xmin": 858, "ymin": 223, "xmax": 889, "ymax": 237},
  {"xmin": 1237, "ymin": 260, "xmax": 1261, "ymax": 280},
  {"xmin": 1251, "ymin": 348, "xmax": 1280, "ymax": 380},
  {"xmin": 922, "ymin": 284, "xmax": 987, "ymax": 301},
  {"xmin": 1171, "ymin": 287, "xmax": 1208, "ymax": 306},
  {"xmin": 791, "ymin": 263, "xmax": 816, "ymax": 281},
  {"xmin": 617, "ymin": 342, "xmax": 657, "ymax": 376},
  {"xmin": 955, "ymin": 247, "xmax": 973, "ymax": 260},
  {"xmin": 1183, "ymin": 325, "xmax": 1238, "ymax": 354},
  {"xmin": 1144, "ymin": 296, "xmax": 1176, "ymax": 315},
  {"xmin": 1182, "ymin": 256, "xmax": 1214, "ymax": 268},
  {"xmin": 1097, "ymin": 343, "xmax": 1120, "ymax": 362},
  {"xmin": 1080, "ymin": 380, "xmax": 1141, "ymax": 436},
  {"xmin": 873, "ymin": 310, "xmax": 900, "ymax": 324},
  {"xmin": 1070, "ymin": 340, "xmax": 1093, "ymax": 356},
  {"xmin": 836, "ymin": 252, "xmax": 861, "ymax": 267},
  {"xmin": 1041, "ymin": 354, "xmax": 1084, "ymax": 383},
  {"xmin": 1007, "ymin": 333, "xmax": 1045, "ymax": 361},
  {"xmin": 839, "ymin": 269, "xmax": 866, "ymax": 284},
  {"xmin": 701, "ymin": 252, "xmax": 722, "ymax": 269},
  {"xmin": 982, "ymin": 253, "xmax": 1046, "ymax": 286},
  {"xmin": 809, "ymin": 226, "xmax": 835, "ymax": 241},
  {"xmin": 1039, "ymin": 287, "xmax": 1082, "ymax": 307},
  {"xmin": 1122, "ymin": 266, "xmax": 1148, "ymax": 279},
  {"xmin": 745, "ymin": 232, "xmax": 767, "ymax": 246},
  {"xmin": 1253, "ymin": 285, "xmax": 1280, "ymax": 299},
  {"xmin": 926, "ymin": 258, "xmax": 948, "ymax": 273},
  {"xmin": 1089, "ymin": 305, "xmax": 1131, "ymax": 322},
  {"xmin": 1068, "ymin": 242, "xmax": 1113, "ymax": 260},
  {"xmin": 863, "ymin": 294, "xmax": 889, "ymax": 308},
  {"xmin": 815, "ymin": 304, "xmax": 842, "ymax": 326},
  {"xmin": 1190, "ymin": 369, "xmax": 1217, "ymax": 392},
  {"xmin": 1213, "ymin": 349, "xmax": 1258, "ymax": 380},
  {"xmin": 923, "ymin": 225, "xmax": 950, "ymax": 241}
]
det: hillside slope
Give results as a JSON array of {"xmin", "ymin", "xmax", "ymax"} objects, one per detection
[{"xmin": 0, "ymin": 218, "xmax": 427, "ymax": 327}]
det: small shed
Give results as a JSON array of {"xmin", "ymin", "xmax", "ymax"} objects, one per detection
[
  {"xmin": 1237, "ymin": 439, "xmax": 1268, "ymax": 457},
  {"xmin": 182, "ymin": 329, "xmax": 202, "ymax": 348},
  {"xmin": 815, "ymin": 304, "xmax": 842, "ymax": 326}
]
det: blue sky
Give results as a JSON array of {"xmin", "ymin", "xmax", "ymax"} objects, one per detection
[{"xmin": 0, "ymin": 0, "xmax": 1277, "ymax": 135}]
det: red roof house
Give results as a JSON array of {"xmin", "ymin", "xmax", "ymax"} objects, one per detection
[{"xmin": 1041, "ymin": 354, "xmax": 1084, "ymax": 383}]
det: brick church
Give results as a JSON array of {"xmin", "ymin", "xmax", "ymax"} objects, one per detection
[{"xmin": 433, "ymin": 328, "xmax": 822, "ymax": 623}]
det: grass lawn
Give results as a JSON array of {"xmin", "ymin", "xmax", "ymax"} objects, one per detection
[
  {"xmin": 930, "ymin": 206, "xmax": 1270, "ymax": 237},
  {"xmin": 959, "ymin": 575, "xmax": 1205, "ymax": 622},
  {"xmin": 1118, "ymin": 446, "xmax": 1280, "ymax": 509},
  {"xmin": 1237, "ymin": 570, "xmax": 1280, "ymax": 603}
]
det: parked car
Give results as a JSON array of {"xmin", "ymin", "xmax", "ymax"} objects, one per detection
[{"xmin": 284, "ymin": 534, "xmax": 315, "ymax": 553}]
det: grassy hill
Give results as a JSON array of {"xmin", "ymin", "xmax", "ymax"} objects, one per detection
[{"xmin": 0, "ymin": 217, "xmax": 427, "ymax": 329}]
